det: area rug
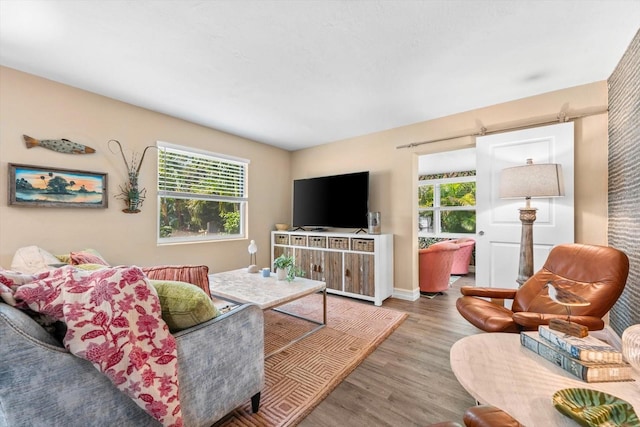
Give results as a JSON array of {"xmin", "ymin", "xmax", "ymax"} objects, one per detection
[
  {"xmin": 420, "ymin": 276, "xmax": 462, "ymax": 299},
  {"xmin": 215, "ymin": 293, "xmax": 407, "ymax": 426}
]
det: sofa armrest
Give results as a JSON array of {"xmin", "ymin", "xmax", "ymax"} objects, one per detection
[
  {"xmin": 173, "ymin": 303, "xmax": 264, "ymax": 426},
  {"xmin": 0, "ymin": 303, "xmax": 157, "ymax": 426},
  {"xmin": 142, "ymin": 265, "xmax": 210, "ymax": 297}
]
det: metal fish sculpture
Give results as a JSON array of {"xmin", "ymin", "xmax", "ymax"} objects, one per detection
[{"xmin": 23, "ymin": 134, "xmax": 96, "ymax": 154}]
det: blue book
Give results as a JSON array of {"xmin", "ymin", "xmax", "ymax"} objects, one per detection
[
  {"xmin": 520, "ymin": 331, "xmax": 633, "ymax": 383},
  {"xmin": 538, "ymin": 325, "xmax": 623, "ymax": 363}
]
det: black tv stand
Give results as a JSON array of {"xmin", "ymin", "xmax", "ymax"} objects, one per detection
[
  {"xmin": 354, "ymin": 228, "xmax": 367, "ymax": 234},
  {"xmin": 292, "ymin": 226, "xmax": 306, "ymax": 231}
]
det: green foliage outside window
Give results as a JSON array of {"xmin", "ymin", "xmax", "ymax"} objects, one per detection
[
  {"xmin": 157, "ymin": 144, "xmax": 246, "ymax": 242},
  {"xmin": 418, "ymin": 185, "xmax": 434, "ymax": 208},
  {"xmin": 440, "ymin": 182, "xmax": 476, "ymax": 207},
  {"xmin": 442, "ymin": 210, "xmax": 476, "ymax": 233},
  {"xmin": 418, "ymin": 179, "xmax": 476, "ymax": 234}
]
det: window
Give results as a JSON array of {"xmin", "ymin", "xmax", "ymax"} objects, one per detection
[
  {"xmin": 157, "ymin": 141, "xmax": 248, "ymax": 243},
  {"xmin": 418, "ymin": 172, "xmax": 476, "ymax": 236}
]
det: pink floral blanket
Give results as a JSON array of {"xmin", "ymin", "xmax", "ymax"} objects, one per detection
[{"xmin": 0, "ymin": 265, "xmax": 183, "ymax": 426}]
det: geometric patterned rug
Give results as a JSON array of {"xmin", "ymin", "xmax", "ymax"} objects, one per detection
[{"xmin": 214, "ymin": 293, "xmax": 407, "ymax": 426}]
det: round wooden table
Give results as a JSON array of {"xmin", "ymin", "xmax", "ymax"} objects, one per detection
[{"xmin": 450, "ymin": 333, "xmax": 640, "ymax": 426}]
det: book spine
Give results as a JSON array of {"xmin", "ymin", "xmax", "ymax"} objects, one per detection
[
  {"xmin": 538, "ymin": 325, "xmax": 583, "ymax": 359},
  {"xmin": 538, "ymin": 326, "xmax": 623, "ymax": 363},
  {"xmin": 520, "ymin": 333, "xmax": 632, "ymax": 383}
]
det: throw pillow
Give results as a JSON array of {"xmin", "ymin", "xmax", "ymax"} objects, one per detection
[
  {"xmin": 10, "ymin": 246, "xmax": 63, "ymax": 274},
  {"xmin": 142, "ymin": 265, "xmax": 210, "ymax": 297},
  {"xmin": 57, "ymin": 248, "xmax": 108, "ymax": 265},
  {"xmin": 73, "ymin": 263, "xmax": 109, "ymax": 271},
  {"xmin": 150, "ymin": 279, "xmax": 220, "ymax": 332},
  {"xmin": 70, "ymin": 250, "xmax": 110, "ymax": 266}
]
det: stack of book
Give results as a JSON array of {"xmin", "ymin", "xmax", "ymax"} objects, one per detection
[{"xmin": 520, "ymin": 325, "xmax": 635, "ymax": 383}]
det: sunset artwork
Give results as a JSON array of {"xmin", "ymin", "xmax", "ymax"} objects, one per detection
[{"xmin": 9, "ymin": 164, "xmax": 108, "ymax": 208}]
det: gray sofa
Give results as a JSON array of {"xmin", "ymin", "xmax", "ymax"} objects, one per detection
[{"xmin": 0, "ymin": 301, "xmax": 264, "ymax": 427}]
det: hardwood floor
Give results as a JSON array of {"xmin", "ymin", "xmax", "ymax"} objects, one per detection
[{"xmin": 299, "ymin": 275, "xmax": 481, "ymax": 427}]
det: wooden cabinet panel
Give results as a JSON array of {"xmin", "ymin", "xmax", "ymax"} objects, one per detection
[
  {"xmin": 294, "ymin": 248, "xmax": 313, "ymax": 279},
  {"xmin": 344, "ymin": 253, "xmax": 375, "ymax": 297},
  {"xmin": 324, "ymin": 251, "xmax": 343, "ymax": 291},
  {"xmin": 273, "ymin": 245, "xmax": 290, "ymax": 261}
]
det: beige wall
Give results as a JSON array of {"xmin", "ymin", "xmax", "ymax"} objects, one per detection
[
  {"xmin": 0, "ymin": 66, "xmax": 292, "ymax": 270},
  {"xmin": 1, "ymin": 67, "xmax": 609, "ymax": 297},
  {"xmin": 292, "ymin": 81, "xmax": 609, "ymax": 296}
]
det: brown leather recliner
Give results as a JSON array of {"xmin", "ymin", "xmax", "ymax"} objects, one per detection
[
  {"xmin": 426, "ymin": 405, "xmax": 523, "ymax": 427},
  {"xmin": 456, "ymin": 243, "xmax": 629, "ymax": 333}
]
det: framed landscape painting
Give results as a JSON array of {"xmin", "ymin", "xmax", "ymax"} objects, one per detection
[{"xmin": 9, "ymin": 163, "xmax": 108, "ymax": 208}]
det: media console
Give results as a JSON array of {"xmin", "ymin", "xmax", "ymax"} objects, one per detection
[{"xmin": 271, "ymin": 231, "xmax": 394, "ymax": 306}]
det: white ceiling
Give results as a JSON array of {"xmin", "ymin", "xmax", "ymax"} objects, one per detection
[{"xmin": 1, "ymin": 1, "xmax": 638, "ymax": 152}]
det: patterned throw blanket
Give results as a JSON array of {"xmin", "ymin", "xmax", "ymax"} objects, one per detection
[{"xmin": 0, "ymin": 265, "xmax": 183, "ymax": 426}]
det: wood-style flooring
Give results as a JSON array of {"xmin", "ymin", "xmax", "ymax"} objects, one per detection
[{"xmin": 299, "ymin": 275, "xmax": 481, "ymax": 427}]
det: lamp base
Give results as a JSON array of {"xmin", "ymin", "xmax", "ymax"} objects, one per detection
[
  {"xmin": 516, "ymin": 206, "xmax": 537, "ymax": 287},
  {"xmin": 247, "ymin": 265, "xmax": 259, "ymax": 273},
  {"xmin": 549, "ymin": 318, "xmax": 588, "ymax": 338}
]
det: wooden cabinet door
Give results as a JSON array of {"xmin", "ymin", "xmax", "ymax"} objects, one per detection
[
  {"xmin": 344, "ymin": 253, "xmax": 375, "ymax": 296},
  {"xmin": 273, "ymin": 246, "xmax": 291, "ymax": 262},
  {"xmin": 323, "ymin": 251, "xmax": 343, "ymax": 291},
  {"xmin": 294, "ymin": 248, "xmax": 311, "ymax": 278},
  {"xmin": 307, "ymin": 249, "xmax": 324, "ymax": 281}
]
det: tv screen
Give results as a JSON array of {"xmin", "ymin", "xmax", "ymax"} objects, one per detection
[{"xmin": 293, "ymin": 171, "xmax": 369, "ymax": 229}]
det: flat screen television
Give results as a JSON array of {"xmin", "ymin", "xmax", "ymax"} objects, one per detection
[{"xmin": 293, "ymin": 171, "xmax": 369, "ymax": 229}]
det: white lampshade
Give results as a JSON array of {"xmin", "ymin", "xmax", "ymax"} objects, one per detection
[
  {"xmin": 500, "ymin": 159, "xmax": 565, "ymax": 199},
  {"xmin": 248, "ymin": 240, "xmax": 257, "ymax": 254}
]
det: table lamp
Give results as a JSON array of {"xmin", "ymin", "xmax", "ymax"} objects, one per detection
[
  {"xmin": 500, "ymin": 158, "xmax": 564, "ymax": 286},
  {"xmin": 247, "ymin": 240, "xmax": 258, "ymax": 273}
]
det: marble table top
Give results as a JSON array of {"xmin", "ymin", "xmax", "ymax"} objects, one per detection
[
  {"xmin": 209, "ymin": 268, "xmax": 326, "ymax": 310},
  {"xmin": 450, "ymin": 333, "xmax": 640, "ymax": 426}
]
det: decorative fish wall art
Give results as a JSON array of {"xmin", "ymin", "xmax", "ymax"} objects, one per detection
[{"xmin": 23, "ymin": 134, "xmax": 96, "ymax": 154}]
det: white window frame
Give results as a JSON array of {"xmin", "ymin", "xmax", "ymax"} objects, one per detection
[
  {"xmin": 156, "ymin": 141, "xmax": 249, "ymax": 244},
  {"xmin": 418, "ymin": 175, "xmax": 476, "ymax": 238}
]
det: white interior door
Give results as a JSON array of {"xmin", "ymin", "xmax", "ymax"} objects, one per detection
[{"xmin": 475, "ymin": 122, "xmax": 574, "ymax": 289}]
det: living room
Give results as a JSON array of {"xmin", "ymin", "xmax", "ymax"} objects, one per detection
[{"xmin": 1, "ymin": 1, "xmax": 639, "ymax": 426}]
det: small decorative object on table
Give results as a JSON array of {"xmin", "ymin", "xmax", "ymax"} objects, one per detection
[
  {"xmin": 553, "ymin": 388, "xmax": 639, "ymax": 426},
  {"xmin": 622, "ymin": 324, "xmax": 640, "ymax": 375},
  {"xmin": 247, "ymin": 240, "xmax": 258, "ymax": 273},
  {"xmin": 521, "ymin": 331, "xmax": 634, "ymax": 383},
  {"xmin": 272, "ymin": 254, "xmax": 303, "ymax": 282},
  {"xmin": 275, "ymin": 223, "xmax": 289, "ymax": 231},
  {"xmin": 546, "ymin": 281, "xmax": 591, "ymax": 337}
]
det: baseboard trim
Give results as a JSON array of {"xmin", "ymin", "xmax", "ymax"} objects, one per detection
[{"xmin": 393, "ymin": 287, "xmax": 420, "ymax": 302}]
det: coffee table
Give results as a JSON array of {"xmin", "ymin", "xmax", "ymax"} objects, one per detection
[
  {"xmin": 209, "ymin": 269, "xmax": 327, "ymax": 358},
  {"xmin": 450, "ymin": 333, "xmax": 639, "ymax": 426}
]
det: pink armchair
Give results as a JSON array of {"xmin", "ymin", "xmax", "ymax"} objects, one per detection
[
  {"xmin": 419, "ymin": 242, "xmax": 460, "ymax": 293},
  {"xmin": 449, "ymin": 238, "xmax": 475, "ymax": 275}
]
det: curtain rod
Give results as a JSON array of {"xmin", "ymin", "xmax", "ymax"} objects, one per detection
[{"xmin": 395, "ymin": 108, "xmax": 609, "ymax": 149}]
